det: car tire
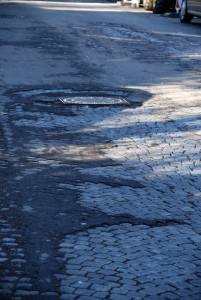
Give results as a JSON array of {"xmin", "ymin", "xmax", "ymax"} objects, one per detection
[{"xmin": 180, "ymin": 0, "xmax": 193, "ymax": 23}]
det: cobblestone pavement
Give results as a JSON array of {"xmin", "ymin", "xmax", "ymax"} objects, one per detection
[
  {"xmin": 1, "ymin": 1, "xmax": 201, "ymax": 299},
  {"xmin": 59, "ymin": 224, "xmax": 201, "ymax": 300},
  {"xmin": 57, "ymin": 85, "xmax": 201, "ymax": 299}
]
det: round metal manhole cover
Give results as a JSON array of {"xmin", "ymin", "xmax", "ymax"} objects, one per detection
[{"xmin": 59, "ymin": 96, "xmax": 128, "ymax": 106}]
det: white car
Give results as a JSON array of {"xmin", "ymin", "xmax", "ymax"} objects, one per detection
[{"xmin": 180, "ymin": 0, "xmax": 201, "ymax": 22}]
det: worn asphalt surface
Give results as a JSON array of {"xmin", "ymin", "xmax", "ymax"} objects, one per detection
[{"xmin": 0, "ymin": 0, "xmax": 201, "ymax": 299}]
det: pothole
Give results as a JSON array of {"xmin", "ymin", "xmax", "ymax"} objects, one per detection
[
  {"xmin": 10, "ymin": 86, "xmax": 151, "ymax": 107},
  {"xmin": 13, "ymin": 89, "xmax": 130, "ymax": 107},
  {"xmin": 59, "ymin": 96, "xmax": 128, "ymax": 106},
  {"xmin": 14, "ymin": 88, "xmax": 74, "ymax": 97}
]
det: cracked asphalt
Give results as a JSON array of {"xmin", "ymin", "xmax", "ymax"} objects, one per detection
[{"xmin": 0, "ymin": 0, "xmax": 201, "ymax": 299}]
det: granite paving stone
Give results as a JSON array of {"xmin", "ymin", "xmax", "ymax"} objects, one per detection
[{"xmin": 59, "ymin": 224, "xmax": 201, "ymax": 298}]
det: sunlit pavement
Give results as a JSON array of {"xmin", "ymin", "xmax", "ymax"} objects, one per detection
[
  {"xmin": 0, "ymin": 0, "xmax": 201, "ymax": 299},
  {"xmin": 57, "ymin": 84, "xmax": 201, "ymax": 299}
]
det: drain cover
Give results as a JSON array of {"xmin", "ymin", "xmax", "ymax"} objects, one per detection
[{"xmin": 59, "ymin": 96, "xmax": 128, "ymax": 106}]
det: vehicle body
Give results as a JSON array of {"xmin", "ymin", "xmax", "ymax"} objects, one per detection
[
  {"xmin": 180, "ymin": 0, "xmax": 201, "ymax": 22},
  {"xmin": 175, "ymin": 0, "xmax": 182, "ymax": 12}
]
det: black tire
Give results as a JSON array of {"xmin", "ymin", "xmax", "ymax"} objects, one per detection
[
  {"xmin": 153, "ymin": 0, "xmax": 176, "ymax": 14},
  {"xmin": 180, "ymin": 0, "xmax": 193, "ymax": 23}
]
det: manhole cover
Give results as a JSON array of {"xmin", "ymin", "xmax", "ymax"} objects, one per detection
[
  {"xmin": 10, "ymin": 86, "xmax": 149, "ymax": 108},
  {"xmin": 59, "ymin": 96, "xmax": 128, "ymax": 106}
]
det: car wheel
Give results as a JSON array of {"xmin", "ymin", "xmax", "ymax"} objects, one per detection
[{"xmin": 180, "ymin": 0, "xmax": 193, "ymax": 23}]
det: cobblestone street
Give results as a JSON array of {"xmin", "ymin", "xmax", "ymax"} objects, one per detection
[
  {"xmin": 0, "ymin": 0, "xmax": 201, "ymax": 299},
  {"xmin": 57, "ymin": 84, "xmax": 201, "ymax": 299}
]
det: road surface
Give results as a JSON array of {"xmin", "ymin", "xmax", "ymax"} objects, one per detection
[{"xmin": 0, "ymin": 1, "xmax": 201, "ymax": 299}]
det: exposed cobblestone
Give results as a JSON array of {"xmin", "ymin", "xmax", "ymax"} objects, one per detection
[
  {"xmin": 59, "ymin": 223, "xmax": 201, "ymax": 299},
  {"xmin": 12, "ymin": 87, "xmax": 201, "ymax": 235}
]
